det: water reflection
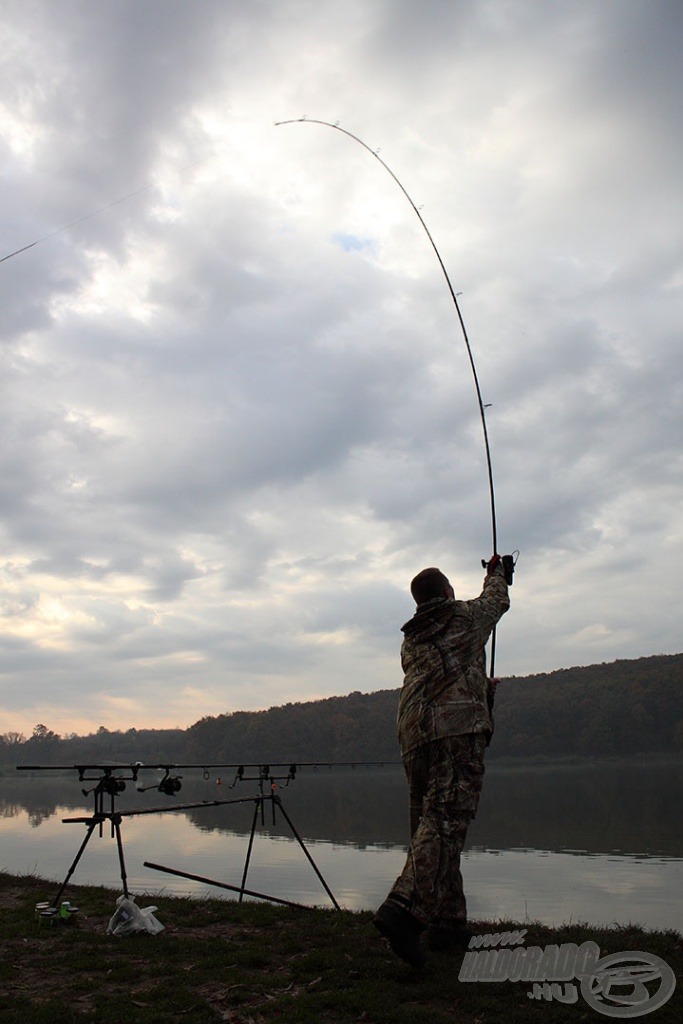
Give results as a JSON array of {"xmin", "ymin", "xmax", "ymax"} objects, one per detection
[
  {"xmin": 4, "ymin": 759, "xmax": 683, "ymax": 855},
  {"xmin": 471, "ymin": 759, "xmax": 683, "ymax": 857},
  {"xmin": 2, "ymin": 759, "xmax": 682, "ymax": 931}
]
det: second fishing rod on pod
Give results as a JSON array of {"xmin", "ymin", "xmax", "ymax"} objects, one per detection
[{"xmin": 276, "ymin": 118, "xmax": 516, "ymax": 676}]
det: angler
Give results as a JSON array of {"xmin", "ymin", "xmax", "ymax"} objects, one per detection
[
  {"xmin": 277, "ymin": 121, "xmax": 519, "ymax": 965},
  {"xmin": 373, "ymin": 554, "xmax": 514, "ymax": 966}
]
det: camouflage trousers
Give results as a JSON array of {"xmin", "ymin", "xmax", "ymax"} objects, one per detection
[{"xmin": 389, "ymin": 733, "xmax": 487, "ymax": 929}]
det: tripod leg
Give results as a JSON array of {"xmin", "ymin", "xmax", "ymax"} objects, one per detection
[
  {"xmin": 273, "ymin": 796, "xmax": 341, "ymax": 910},
  {"xmin": 239, "ymin": 799, "xmax": 261, "ymax": 903},
  {"xmin": 113, "ymin": 816, "xmax": 129, "ymax": 898},
  {"xmin": 53, "ymin": 819, "xmax": 98, "ymax": 907}
]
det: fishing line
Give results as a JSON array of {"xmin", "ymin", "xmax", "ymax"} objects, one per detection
[
  {"xmin": 276, "ymin": 118, "xmax": 501, "ymax": 672},
  {"xmin": 0, "ymin": 155, "xmax": 212, "ymax": 266}
]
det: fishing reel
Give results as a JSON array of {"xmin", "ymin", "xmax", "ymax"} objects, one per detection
[
  {"xmin": 481, "ymin": 551, "xmax": 519, "ymax": 585},
  {"xmin": 80, "ymin": 770, "xmax": 128, "ymax": 798},
  {"xmin": 98, "ymin": 775, "xmax": 126, "ymax": 797},
  {"xmin": 137, "ymin": 768, "xmax": 183, "ymax": 797},
  {"xmin": 158, "ymin": 774, "xmax": 182, "ymax": 796}
]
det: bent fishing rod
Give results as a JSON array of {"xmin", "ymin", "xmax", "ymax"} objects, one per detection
[{"xmin": 276, "ymin": 118, "xmax": 502, "ymax": 673}]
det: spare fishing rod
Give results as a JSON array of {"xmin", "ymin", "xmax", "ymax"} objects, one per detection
[
  {"xmin": 18, "ymin": 758, "xmax": 375, "ymax": 909},
  {"xmin": 276, "ymin": 118, "xmax": 503, "ymax": 672},
  {"xmin": 17, "ymin": 760, "xmax": 399, "ymax": 777}
]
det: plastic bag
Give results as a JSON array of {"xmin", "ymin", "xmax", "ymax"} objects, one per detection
[{"xmin": 107, "ymin": 894, "xmax": 164, "ymax": 937}]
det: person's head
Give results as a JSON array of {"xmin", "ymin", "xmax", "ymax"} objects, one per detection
[{"xmin": 410, "ymin": 567, "xmax": 455, "ymax": 606}]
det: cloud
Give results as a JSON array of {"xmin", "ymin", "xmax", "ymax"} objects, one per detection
[{"xmin": 0, "ymin": 0, "xmax": 681, "ymax": 736}]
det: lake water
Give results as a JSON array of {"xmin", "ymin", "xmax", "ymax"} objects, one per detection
[{"xmin": 2, "ymin": 759, "xmax": 682, "ymax": 932}]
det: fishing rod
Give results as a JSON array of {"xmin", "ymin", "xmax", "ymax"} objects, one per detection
[
  {"xmin": 276, "ymin": 118, "xmax": 501, "ymax": 672},
  {"xmin": 18, "ymin": 760, "xmax": 353, "ymax": 910},
  {"xmin": 16, "ymin": 760, "xmax": 400, "ymax": 793},
  {"xmin": 16, "ymin": 760, "xmax": 398, "ymax": 774}
]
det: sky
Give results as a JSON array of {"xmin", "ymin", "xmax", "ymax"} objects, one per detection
[{"xmin": 1, "ymin": 0, "xmax": 681, "ymax": 738}]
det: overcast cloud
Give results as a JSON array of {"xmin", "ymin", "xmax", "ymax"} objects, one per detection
[{"xmin": 1, "ymin": 0, "xmax": 681, "ymax": 737}]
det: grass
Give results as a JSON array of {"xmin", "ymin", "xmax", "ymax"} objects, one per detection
[{"xmin": 0, "ymin": 871, "xmax": 681, "ymax": 1023}]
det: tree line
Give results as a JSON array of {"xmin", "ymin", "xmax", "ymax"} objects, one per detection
[{"xmin": 3, "ymin": 652, "xmax": 682, "ymax": 768}]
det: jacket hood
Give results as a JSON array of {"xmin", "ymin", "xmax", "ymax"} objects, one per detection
[{"xmin": 401, "ymin": 596, "xmax": 456, "ymax": 641}]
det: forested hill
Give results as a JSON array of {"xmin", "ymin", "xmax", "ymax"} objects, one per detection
[
  {"xmin": 181, "ymin": 652, "xmax": 683, "ymax": 762},
  {"xmin": 491, "ymin": 653, "xmax": 683, "ymax": 758},
  {"xmin": 4, "ymin": 653, "xmax": 683, "ymax": 767}
]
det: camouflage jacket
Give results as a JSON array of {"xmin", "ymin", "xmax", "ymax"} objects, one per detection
[{"xmin": 397, "ymin": 569, "xmax": 510, "ymax": 755}]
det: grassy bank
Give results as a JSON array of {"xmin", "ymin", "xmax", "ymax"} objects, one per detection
[{"xmin": 1, "ymin": 872, "xmax": 681, "ymax": 1023}]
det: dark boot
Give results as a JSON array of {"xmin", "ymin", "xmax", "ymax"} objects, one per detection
[{"xmin": 373, "ymin": 899, "xmax": 426, "ymax": 967}]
